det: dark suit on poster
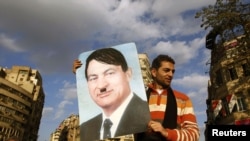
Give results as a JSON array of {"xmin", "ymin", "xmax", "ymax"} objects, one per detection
[{"xmin": 80, "ymin": 94, "xmax": 150, "ymax": 141}]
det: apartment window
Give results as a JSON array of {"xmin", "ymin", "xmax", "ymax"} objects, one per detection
[
  {"xmin": 223, "ymin": 29, "xmax": 234, "ymax": 41},
  {"xmin": 19, "ymin": 70, "xmax": 27, "ymax": 75},
  {"xmin": 247, "ymin": 89, "xmax": 250, "ymax": 105},
  {"xmin": 0, "ymin": 105, "xmax": 5, "ymax": 111},
  {"xmin": 237, "ymin": 97, "xmax": 247, "ymax": 111},
  {"xmin": 235, "ymin": 92, "xmax": 247, "ymax": 112},
  {"xmin": 221, "ymin": 98, "xmax": 229, "ymax": 116},
  {"xmin": 228, "ymin": 67, "xmax": 238, "ymax": 80},
  {"xmin": 215, "ymin": 69, "xmax": 223, "ymax": 86},
  {"xmin": 233, "ymin": 24, "xmax": 244, "ymax": 36},
  {"xmin": 242, "ymin": 63, "xmax": 250, "ymax": 77},
  {"xmin": 215, "ymin": 34, "xmax": 222, "ymax": 45}
]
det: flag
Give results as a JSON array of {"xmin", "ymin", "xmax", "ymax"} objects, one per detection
[
  {"xmin": 226, "ymin": 94, "xmax": 237, "ymax": 113},
  {"xmin": 212, "ymin": 100, "xmax": 222, "ymax": 118}
]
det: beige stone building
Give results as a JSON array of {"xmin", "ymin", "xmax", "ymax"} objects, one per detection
[
  {"xmin": 205, "ymin": 22, "xmax": 250, "ymax": 139},
  {"xmin": 0, "ymin": 66, "xmax": 45, "ymax": 141},
  {"xmin": 138, "ymin": 53, "xmax": 153, "ymax": 87},
  {"xmin": 50, "ymin": 114, "xmax": 80, "ymax": 141}
]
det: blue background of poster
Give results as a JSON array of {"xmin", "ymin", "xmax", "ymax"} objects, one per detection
[{"xmin": 76, "ymin": 42, "xmax": 148, "ymax": 124}]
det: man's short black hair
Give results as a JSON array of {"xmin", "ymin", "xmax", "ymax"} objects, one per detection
[
  {"xmin": 151, "ymin": 54, "xmax": 175, "ymax": 70},
  {"xmin": 85, "ymin": 48, "xmax": 128, "ymax": 80}
]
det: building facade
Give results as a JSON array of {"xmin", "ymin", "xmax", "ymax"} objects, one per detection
[
  {"xmin": 138, "ymin": 53, "xmax": 153, "ymax": 87},
  {"xmin": 50, "ymin": 114, "xmax": 80, "ymax": 141},
  {"xmin": 0, "ymin": 66, "xmax": 45, "ymax": 141},
  {"xmin": 204, "ymin": 22, "xmax": 250, "ymax": 139}
]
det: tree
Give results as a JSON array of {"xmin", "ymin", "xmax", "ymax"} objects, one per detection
[{"xmin": 195, "ymin": 0, "xmax": 250, "ymax": 46}]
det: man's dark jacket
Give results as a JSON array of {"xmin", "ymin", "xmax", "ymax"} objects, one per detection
[{"xmin": 80, "ymin": 94, "xmax": 150, "ymax": 141}]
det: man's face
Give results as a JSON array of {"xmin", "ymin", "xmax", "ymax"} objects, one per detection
[
  {"xmin": 86, "ymin": 60, "xmax": 132, "ymax": 113},
  {"xmin": 151, "ymin": 61, "xmax": 175, "ymax": 88}
]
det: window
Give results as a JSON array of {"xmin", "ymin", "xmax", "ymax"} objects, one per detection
[
  {"xmin": 19, "ymin": 70, "xmax": 27, "ymax": 75},
  {"xmin": 221, "ymin": 98, "xmax": 229, "ymax": 116},
  {"xmin": 237, "ymin": 97, "xmax": 247, "ymax": 111},
  {"xmin": 228, "ymin": 67, "xmax": 238, "ymax": 80},
  {"xmin": 223, "ymin": 29, "xmax": 234, "ymax": 41},
  {"xmin": 215, "ymin": 69, "xmax": 223, "ymax": 86},
  {"xmin": 235, "ymin": 92, "xmax": 247, "ymax": 112},
  {"xmin": 215, "ymin": 34, "xmax": 222, "ymax": 45},
  {"xmin": 242, "ymin": 63, "xmax": 250, "ymax": 77},
  {"xmin": 233, "ymin": 24, "xmax": 244, "ymax": 36}
]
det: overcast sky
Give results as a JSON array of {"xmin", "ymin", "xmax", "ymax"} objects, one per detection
[{"xmin": 0, "ymin": 0, "xmax": 219, "ymax": 140}]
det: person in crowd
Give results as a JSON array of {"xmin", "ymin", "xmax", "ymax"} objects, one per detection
[
  {"xmin": 75, "ymin": 48, "xmax": 150, "ymax": 141},
  {"xmin": 73, "ymin": 54, "xmax": 200, "ymax": 141},
  {"xmin": 134, "ymin": 54, "xmax": 200, "ymax": 141}
]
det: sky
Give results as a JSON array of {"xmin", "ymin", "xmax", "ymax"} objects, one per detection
[{"xmin": 0, "ymin": 0, "xmax": 217, "ymax": 141}]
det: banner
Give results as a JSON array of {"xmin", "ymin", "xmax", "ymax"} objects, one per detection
[{"xmin": 212, "ymin": 100, "xmax": 222, "ymax": 118}]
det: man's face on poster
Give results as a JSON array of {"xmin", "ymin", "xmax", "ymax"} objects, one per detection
[{"xmin": 86, "ymin": 59, "xmax": 132, "ymax": 112}]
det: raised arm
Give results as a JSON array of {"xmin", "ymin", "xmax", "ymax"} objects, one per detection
[{"xmin": 72, "ymin": 59, "xmax": 82, "ymax": 74}]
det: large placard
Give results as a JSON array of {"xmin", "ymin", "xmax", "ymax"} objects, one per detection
[{"xmin": 76, "ymin": 42, "xmax": 150, "ymax": 141}]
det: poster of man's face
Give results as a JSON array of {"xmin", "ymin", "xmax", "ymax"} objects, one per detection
[{"xmin": 76, "ymin": 43, "xmax": 150, "ymax": 141}]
